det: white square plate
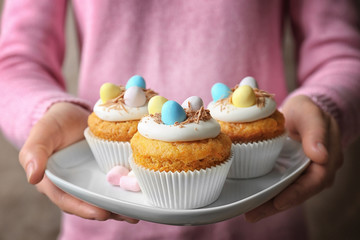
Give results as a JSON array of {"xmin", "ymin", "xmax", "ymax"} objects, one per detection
[{"xmin": 46, "ymin": 137, "xmax": 309, "ymax": 226}]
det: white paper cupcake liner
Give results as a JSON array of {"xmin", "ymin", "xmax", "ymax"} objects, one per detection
[
  {"xmin": 227, "ymin": 133, "xmax": 287, "ymax": 179},
  {"xmin": 129, "ymin": 151, "xmax": 234, "ymax": 209},
  {"xmin": 84, "ymin": 128, "xmax": 132, "ymax": 173}
]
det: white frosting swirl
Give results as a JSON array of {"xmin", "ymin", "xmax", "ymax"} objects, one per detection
[
  {"xmin": 93, "ymin": 99, "xmax": 148, "ymax": 121},
  {"xmin": 207, "ymin": 98, "xmax": 276, "ymax": 123},
  {"xmin": 138, "ymin": 116, "xmax": 221, "ymax": 142}
]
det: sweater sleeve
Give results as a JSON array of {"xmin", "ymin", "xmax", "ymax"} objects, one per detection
[
  {"xmin": 0, "ymin": 0, "xmax": 90, "ymax": 148},
  {"xmin": 287, "ymin": 0, "xmax": 360, "ymax": 146}
]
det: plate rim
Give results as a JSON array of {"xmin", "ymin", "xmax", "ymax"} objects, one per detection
[{"xmin": 46, "ymin": 139, "xmax": 310, "ymax": 224}]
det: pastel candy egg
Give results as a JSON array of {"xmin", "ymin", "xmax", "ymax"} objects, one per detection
[
  {"xmin": 181, "ymin": 96, "xmax": 204, "ymax": 111},
  {"xmin": 211, "ymin": 83, "xmax": 231, "ymax": 102},
  {"xmin": 106, "ymin": 166, "xmax": 130, "ymax": 186},
  {"xmin": 100, "ymin": 83, "xmax": 121, "ymax": 103},
  {"xmin": 124, "ymin": 86, "xmax": 147, "ymax": 107},
  {"xmin": 232, "ymin": 85, "xmax": 256, "ymax": 108},
  {"xmin": 161, "ymin": 101, "xmax": 187, "ymax": 125},
  {"xmin": 239, "ymin": 76, "xmax": 258, "ymax": 89},
  {"xmin": 126, "ymin": 75, "xmax": 146, "ymax": 89},
  {"xmin": 148, "ymin": 95, "xmax": 168, "ymax": 114},
  {"xmin": 120, "ymin": 176, "xmax": 141, "ymax": 192}
]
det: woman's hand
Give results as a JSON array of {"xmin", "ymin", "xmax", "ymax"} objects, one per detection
[
  {"xmin": 245, "ymin": 95, "xmax": 343, "ymax": 222},
  {"xmin": 19, "ymin": 102, "xmax": 139, "ymax": 223}
]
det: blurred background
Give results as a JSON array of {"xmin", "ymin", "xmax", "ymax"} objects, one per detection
[{"xmin": 0, "ymin": 1, "xmax": 359, "ymax": 240}]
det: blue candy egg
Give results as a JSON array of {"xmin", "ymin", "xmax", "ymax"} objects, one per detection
[
  {"xmin": 126, "ymin": 75, "xmax": 146, "ymax": 89},
  {"xmin": 211, "ymin": 83, "xmax": 231, "ymax": 102},
  {"xmin": 161, "ymin": 101, "xmax": 187, "ymax": 125}
]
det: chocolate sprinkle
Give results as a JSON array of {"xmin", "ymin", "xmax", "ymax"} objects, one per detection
[
  {"xmin": 151, "ymin": 106, "xmax": 212, "ymax": 126},
  {"xmin": 150, "ymin": 113, "xmax": 163, "ymax": 124},
  {"xmin": 181, "ymin": 106, "xmax": 212, "ymax": 125},
  {"xmin": 254, "ymin": 88, "xmax": 274, "ymax": 108}
]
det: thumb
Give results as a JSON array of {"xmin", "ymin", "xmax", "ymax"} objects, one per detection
[
  {"xmin": 283, "ymin": 96, "xmax": 329, "ymax": 164},
  {"xmin": 19, "ymin": 115, "xmax": 62, "ymax": 184},
  {"xmin": 19, "ymin": 102, "xmax": 90, "ymax": 185}
]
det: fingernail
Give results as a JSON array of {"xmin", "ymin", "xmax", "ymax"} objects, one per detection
[
  {"xmin": 277, "ymin": 203, "xmax": 290, "ymax": 211},
  {"xmin": 275, "ymin": 198, "xmax": 291, "ymax": 210},
  {"xmin": 248, "ymin": 213, "xmax": 265, "ymax": 223},
  {"xmin": 316, "ymin": 142, "xmax": 327, "ymax": 154},
  {"xmin": 126, "ymin": 219, "xmax": 139, "ymax": 224},
  {"xmin": 26, "ymin": 162, "xmax": 34, "ymax": 182},
  {"xmin": 112, "ymin": 215, "xmax": 125, "ymax": 221},
  {"xmin": 316, "ymin": 142, "xmax": 329, "ymax": 162}
]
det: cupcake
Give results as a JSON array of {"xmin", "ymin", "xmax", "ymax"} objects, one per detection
[
  {"xmin": 208, "ymin": 76, "xmax": 287, "ymax": 178},
  {"xmin": 84, "ymin": 75, "xmax": 157, "ymax": 173},
  {"xmin": 130, "ymin": 96, "xmax": 233, "ymax": 209}
]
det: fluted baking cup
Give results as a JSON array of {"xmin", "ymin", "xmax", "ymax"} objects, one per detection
[
  {"xmin": 129, "ymin": 151, "xmax": 234, "ymax": 209},
  {"xmin": 228, "ymin": 133, "xmax": 287, "ymax": 179},
  {"xmin": 84, "ymin": 128, "xmax": 132, "ymax": 173}
]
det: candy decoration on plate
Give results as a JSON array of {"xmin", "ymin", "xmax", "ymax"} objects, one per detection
[
  {"xmin": 106, "ymin": 166, "xmax": 129, "ymax": 185},
  {"xmin": 126, "ymin": 75, "xmax": 146, "ymax": 89},
  {"xmin": 211, "ymin": 83, "xmax": 231, "ymax": 102},
  {"xmin": 181, "ymin": 96, "xmax": 204, "ymax": 111},
  {"xmin": 120, "ymin": 174, "xmax": 141, "ymax": 192},
  {"xmin": 239, "ymin": 76, "xmax": 258, "ymax": 89},
  {"xmin": 100, "ymin": 83, "xmax": 121, "ymax": 103},
  {"xmin": 124, "ymin": 86, "xmax": 147, "ymax": 107},
  {"xmin": 232, "ymin": 85, "xmax": 256, "ymax": 108},
  {"xmin": 106, "ymin": 166, "xmax": 140, "ymax": 192},
  {"xmin": 161, "ymin": 100, "xmax": 187, "ymax": 125},
  {"xmin": 148, "ymin": 95, "xmax": 168, "ymax": 114}
]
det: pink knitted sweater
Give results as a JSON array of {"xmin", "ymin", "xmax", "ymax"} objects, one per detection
[{"xmin": 0, "ymin": 0, "xmax": 359, "ymax": 239}]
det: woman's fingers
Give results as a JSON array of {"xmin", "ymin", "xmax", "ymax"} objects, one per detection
[
  {"xmin": 19, "ymin": 103, "xmax": 89, "ymax": 184},
  {"xmin": 36, "ymin": 176, "xmax": 110, "ymax": 220},
  {"xmin": 245, "ymin": 95, "xmax": 344, "ymax": 222},
  {"xmin": 245, "ymin": 163, "xmax": 326, "ymax": 222},
  {"xmin": 283, "ymin": 95, "xmax": 329, "ymax": 164},
  {"xmin": 19, "ymin": 102, "xmax": 140, "ymax": 222},
  {"xmin": 37, "ymin": 175, "xmax": 139, "ymax": 223},
  {"xmin": 273, "ymin": 163, "xmax": 328, "ymax": 210},
  {"xmin": 19, "ymin": 116, "xmax": 62, "ymax": 184}
]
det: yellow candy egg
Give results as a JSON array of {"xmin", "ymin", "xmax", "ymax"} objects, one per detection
[
  {"xmin": 148, "ymin": 95, "xmax": 168, "ymax": 114},
  {"xmin": 100, "ymin": 83, "xmax": 121, "ymax": 103},
  {"xmin": 232, "ymin": 85, "xmax": 256, "ymax": 107}
]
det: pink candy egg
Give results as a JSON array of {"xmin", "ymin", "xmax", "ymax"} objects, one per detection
[
  {"xmin": 106, "ymin": 166, "xmax": 141, "ymax": 192},
  {"xmin": 124, "ymin": 86, "xmax": 147, "ymax": 107},
  {"xmin": 106, "ymin": 166, "xmax": 130, "ymax": 185},
  {"xmin": 120, "ymin": 176, "xmax": 141, "ymax": 192}
]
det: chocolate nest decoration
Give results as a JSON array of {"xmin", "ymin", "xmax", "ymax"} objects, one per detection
[{"xmin": 150, "ymin": 104, "xmax": 212, "ymax": 127}]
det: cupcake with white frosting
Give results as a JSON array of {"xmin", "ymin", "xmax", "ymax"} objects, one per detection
[
  {"xmin": 84, "ymin": 75, "xmax": 157, "ymax": 173},
  {"xmin": 208, "ymin": 77, "xmax": 287, "ymax": 178},
  {"xmin": 130, "ymin": 96, "xmax": 233, "ymax": 209}
]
